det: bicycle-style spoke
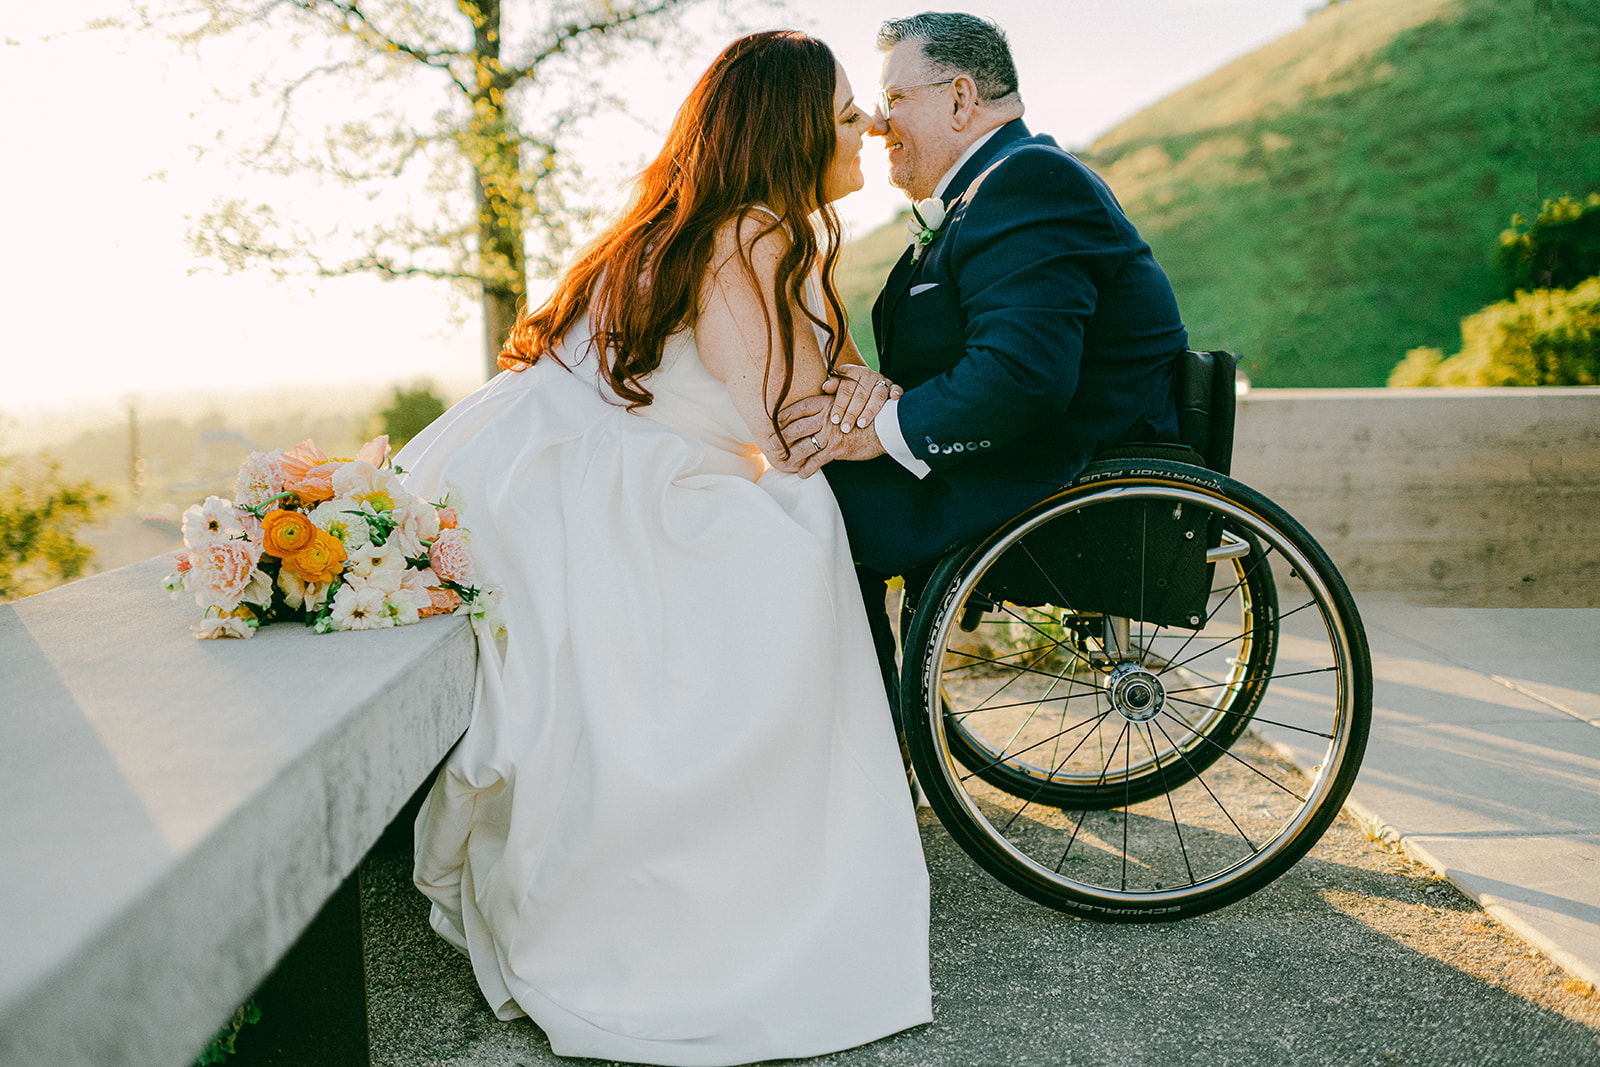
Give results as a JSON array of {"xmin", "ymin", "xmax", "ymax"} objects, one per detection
[
  {"xmin": 1142, "ymin": 722, "xmax": 1197, "ymax": 887},
  {"xmin": 1152, "ymin": 706, "xmax": 1309, "ymax": 802},
  {"xmin": 1161, "ymin": 691, "xmax": 1336, "ymax": 740},
  {"xmin": 1148, "ymin": 716, "xmax": 1260, "ymax": 852},
  {"xmin": 1162, "ymin": 664, "xmax": 1337, "ymax": 697}
]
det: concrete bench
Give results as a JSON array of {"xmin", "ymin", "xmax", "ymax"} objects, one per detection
[{"xmin": 0, "ymin": 556, "xmax": 475, "ymax": 1065}]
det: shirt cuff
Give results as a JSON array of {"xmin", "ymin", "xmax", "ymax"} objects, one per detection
[{"xmin": 874, "ymin": 397, "xmax": 931, "ymax": 479}]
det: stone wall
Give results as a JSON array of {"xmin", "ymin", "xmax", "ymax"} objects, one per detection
[{"xmin": 1231, "ymin": 387, "xmax": 1600, "ymax": 607}]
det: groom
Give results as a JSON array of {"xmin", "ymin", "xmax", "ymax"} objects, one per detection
[
  {"xmin": 771, "ymin": 11, "xmax": 1190, "ymax": 713},
  {"xmin": 777, "ymin": 11, "xmax": 1188, "ymax": 574}
]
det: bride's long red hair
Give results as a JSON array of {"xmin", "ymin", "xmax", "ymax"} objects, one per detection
[{"xmin": 499, "ymin": 31, "xmax": 848, "ymax": 433}]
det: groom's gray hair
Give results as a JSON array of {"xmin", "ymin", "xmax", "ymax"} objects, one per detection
[{"xmin": 877, "ymin": 12, "xmax": 1020, "ymax": 106}]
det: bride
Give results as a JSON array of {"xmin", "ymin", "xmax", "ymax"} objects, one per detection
[{"xmin": 394, "ymin": 30, "xmax": 933, "ymax": 1067}]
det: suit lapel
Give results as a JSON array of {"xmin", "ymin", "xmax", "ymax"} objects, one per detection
[
  {"xmin": 873, "ymin": 120, "xmax": 1035, "ymax": 368},
  {"xmin": 941, "ymin": 119, "xmax": 1031, "ymax": 207}
]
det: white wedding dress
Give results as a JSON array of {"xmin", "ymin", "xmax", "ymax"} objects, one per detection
[{"xmin": 393, "ymin": 286, "xmax": 933, "ymax": 1066}]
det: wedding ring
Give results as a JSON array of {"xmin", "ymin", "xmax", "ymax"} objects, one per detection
[{"xmin": 811, "ymin": 435, "xmax": 824, "ymax": 452}]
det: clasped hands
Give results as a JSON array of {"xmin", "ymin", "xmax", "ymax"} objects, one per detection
[{"xmin": 764, "ymin": 364, "xmax": 901, "ymax": 477}]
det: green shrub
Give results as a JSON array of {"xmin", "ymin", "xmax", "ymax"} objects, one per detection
[
  {"xmin": 1497, "ymin": 193, "xmax": 1600, "ymax": 296},
  {"xmin": 1389, "ymin": 275, "xmax": 1600, "ymax": 386},
  {"xmin": 375, "ymin": 383, "xmax": 447, "ymax": 452},
  {"xmin": 0, "ymin": 458, "xmax": 107, "ymax": 601},
  {"xmin": 194, "ymin": 1000, "xmax": 260, "ymax": 1065}
]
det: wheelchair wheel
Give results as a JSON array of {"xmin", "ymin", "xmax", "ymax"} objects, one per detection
[
  {"xmin": 902, "ymin": 459, "xmax": 1371, "ymax": 921},
  {"xmin": 939, "ymin": 526, "xmax": 1277, "ymax": 810}
]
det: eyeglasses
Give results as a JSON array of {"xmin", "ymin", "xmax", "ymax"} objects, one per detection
[{"xmin": 876, "ymin": 79, "xmax": 954, "ymax": 117}]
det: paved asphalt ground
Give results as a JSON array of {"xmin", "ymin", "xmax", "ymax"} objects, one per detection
[{"xmin": 358, "ymin": 599, "xmax": 1600, "ymax": 1067}]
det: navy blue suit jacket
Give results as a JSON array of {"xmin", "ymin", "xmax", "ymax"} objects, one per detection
[{"xmin": 825, "ymin": 119, "xmax": 1188, "ymax": 573}]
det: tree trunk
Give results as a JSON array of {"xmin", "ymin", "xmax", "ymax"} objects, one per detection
[
  {"xmin": 481, "ymin": 284, "xmax": 521, "ymax": 379},
  {"xmin": 469, "ymin": 0, "xmax": 528, "ymax": 379}
]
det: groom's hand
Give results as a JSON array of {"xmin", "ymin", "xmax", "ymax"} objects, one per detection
[
  {"xmin": 828, "ymin": 365, "xmax": 902, "ymax": 432},
  {"xmin": 765, "ymin": 395, "xmax": 886, "ymax": 478}
]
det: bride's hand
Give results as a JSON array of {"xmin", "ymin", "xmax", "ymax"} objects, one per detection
[
  {"xmin": 762, "ymin": 395, "xmax": 830, "ymax": 472},
  {"xmin": 825, "ymin": 365, "xmax": 902, "ymax": 435}
]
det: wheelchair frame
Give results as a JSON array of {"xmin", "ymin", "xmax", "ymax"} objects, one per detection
[{"xmin": 899, "ymin": 352, "xmax": 1373, "ymax": 921}]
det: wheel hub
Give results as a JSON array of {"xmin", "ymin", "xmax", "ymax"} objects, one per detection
[{"xmin": 1107, "ymin": 663, "xmax": 1166, "ymax": 722}]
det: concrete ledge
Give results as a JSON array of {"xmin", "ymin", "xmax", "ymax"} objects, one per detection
[
  {"xmin": 0, "ymin": 557, "xmax": 475, "ymax": 1066},
  {"xmin": 1232, "ymin": 387, "xmax": 1600, "ymax": 607}
]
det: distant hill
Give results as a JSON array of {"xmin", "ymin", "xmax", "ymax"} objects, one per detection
[
  {"xmin": 836, "ymin": 211, "xmax": 910, "ymax": 368},
  {"xmin": 839, "ymin": 0, "xmax": 1600, "ymax": 386}
]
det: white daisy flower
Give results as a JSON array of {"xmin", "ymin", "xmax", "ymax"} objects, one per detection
[
  {"xmin": 328, "ymin": 581, "xmax": 393, "ymax": 631},
  {"xmin": 181, "ymin": 497, "xmax": 242, "ymax": 548}
]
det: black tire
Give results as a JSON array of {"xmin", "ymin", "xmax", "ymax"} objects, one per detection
[{"xmin": 902, "ymin": 459, "xmax": 1371, "ymax": 921}]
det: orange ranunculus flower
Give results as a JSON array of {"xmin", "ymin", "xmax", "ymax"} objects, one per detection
[
  {"xmin": 261, "ymin": 509, "xmax": 316, "ymax": 558},
  {"xmin": 284, "ymin": 529, "xmax": 347, "ymax": 584}
]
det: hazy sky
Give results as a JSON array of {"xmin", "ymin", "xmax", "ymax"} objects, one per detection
[{"xmin": 1, "ymin": 0, "xmax": 1320, "ymax": 418}]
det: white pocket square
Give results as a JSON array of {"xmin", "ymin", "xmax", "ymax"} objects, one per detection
[{"xmin": 909, "ymin": 283, "xmax": 940, "ymax": 296}]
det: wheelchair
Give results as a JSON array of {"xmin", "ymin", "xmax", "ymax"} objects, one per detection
[{"xmin": 898, "ymin": 351, "xmax": 1373, "ymax": 922}]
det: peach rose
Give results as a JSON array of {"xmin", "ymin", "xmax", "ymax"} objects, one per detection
[
  {"xmin": 436, "ymin": 507, "xmax": 459, "ymax": 530},
  {"xmin": 420, "ymin": 586, "xmax": 463, "ymax": 618},
  {"xmin": 234, "ymin": 449, "xmax": 285, "ymax": 512},
  {"xmin": 261, "ymin": 509, "xmax": 316, "ymax": 558},
  {"xmin": 284, "ymin": 529, "xmax": 347, "ymax": 584},
  {"xmin": 188, "ymin": 538, "xmax": 265, "ymax": 611},
  {"xmin": 428, "ymin": 528, "xmax": 475, "ymax": 584}
]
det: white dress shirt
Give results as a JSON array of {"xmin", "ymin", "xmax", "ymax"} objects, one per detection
[{"xmin": 873, "ymin": 127, "xmax": 1005, "ymax": 478}]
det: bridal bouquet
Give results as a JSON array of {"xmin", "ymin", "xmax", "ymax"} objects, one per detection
[{"xmin": 161, "ymin": 436, "xmax": 502, "ymax": 640}]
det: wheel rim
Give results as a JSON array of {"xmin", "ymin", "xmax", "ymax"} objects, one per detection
[{"xmin": 915, "ymin": 481, "xmax": 1361, "ymax": 911}]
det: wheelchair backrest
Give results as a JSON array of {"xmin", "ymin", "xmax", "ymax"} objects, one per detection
[
  {"xmin": 1171, "ymin": 350, "xmax": 1241, "ymax": 476},
  {"xmin": 1094, "ymin": 350, "xmax": 1240, "ymax": 475},
  {"xmin": 1175, "ymin": 349, "xmax": 1241, "ymax": 476}
]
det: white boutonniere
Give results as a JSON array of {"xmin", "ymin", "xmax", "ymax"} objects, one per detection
[{"xmin": 907, "ymin": 196, "xmax": 947, "ymax": 260}]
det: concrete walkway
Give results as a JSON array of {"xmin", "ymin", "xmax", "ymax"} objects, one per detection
[
  {"xmin": 356, "ymin": 599, "xmax": 1600, "ymax": 1065},
  {"xmin": 1342, "ymin": 598, "xmax": 1600, "ymax": 989}
]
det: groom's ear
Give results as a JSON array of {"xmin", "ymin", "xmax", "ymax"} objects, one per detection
[{"xmin": 949, "ymin": 74, "xmax": 979, "ymax": 131}]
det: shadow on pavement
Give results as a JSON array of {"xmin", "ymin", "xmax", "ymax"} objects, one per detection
[{"xmin": 361, "ymin": 809, "xmax": 1600, "ymax": 1067}]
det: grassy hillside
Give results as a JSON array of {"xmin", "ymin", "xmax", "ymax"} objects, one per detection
[
  {"xmin": 840, "ymin": 0, "xmax": 1600, "ymax": 386},
  {"xmin": 837, "ymin": 211, "xmax": 911, "ymax": 368}
]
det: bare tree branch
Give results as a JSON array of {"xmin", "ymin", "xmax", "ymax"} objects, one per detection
[
  {"xmin": 320, "ymin": 256, "xmax": 477, "ymax": 282},
  {"xmin": 294, "ymin": 0, "xmax": 474, "ymax": 94},
  {"xmin": 506, "ymin": 0, "xmax": 694, "ymax": 86}
]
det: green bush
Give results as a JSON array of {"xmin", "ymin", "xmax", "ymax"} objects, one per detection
[
  {"xmin": 194, "ymin": 1000, "xmax": 260, "ymax": 1065},
  {"xmin": 375, "ymin": 383, "xmax": 447, "ymax": 452},
  {"xmin": 1389, "ymin": 275, "xmax": 1600, "ymax": 386},
  {"xmin": 0, "ymin": 457, "xmax": 107, "ymax": 601},
  {"xmin": 1497, "ymin": 193, "xmax": 1600, "ymax": 296}
]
